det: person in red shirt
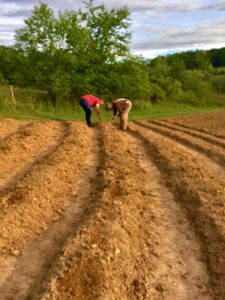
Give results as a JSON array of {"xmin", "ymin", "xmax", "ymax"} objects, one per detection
[{"xmin": 79, "ymin": 94, "xmax": 104, "ymax": 127}]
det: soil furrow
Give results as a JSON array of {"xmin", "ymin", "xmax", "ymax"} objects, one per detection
[
  {"xmin": 135, "ymin": 120, "xmax": 225, "ymax": 168},
  {"xmin": 0, "ymin": 115, "xmax": 224, "ymax": 300},
  {"xmin": 0, "ymin": 119, "xmax": 29, "ymax": 138},
  {"xmin": 130, "ymin": 123, "xmax": 225, "ymax": 299},
  {"xmin": 0, "ymin": 125, "xmax": 101, "ymax": 300},
  {"xmin": 0, "ymin": 123, "xmax": 92, "ymax": 265},
  {"xmin": 0, "ymin": 122, "xmax": 33, "ymax": 143},
  {"xmin": 128, "ymin": 132, "xmax": 210, "ymax": 300},
  {"xmin": 0, "ymin": 120, "xmax": 61, "ymax": 189},
  {"xmin": 39, "ymin": 123, "xmax": 210, "ymax": 300},
  {"xmin": 150, "ymin": 119, "xmax": 225, "ymax": 149},
  {"xmin": 161, "ymin": 119, "xmax": 225, "ymax": 140},
  {"xmin": 0, "ymin": 121, "xmax": 69, "ymax": 198},
  {"xmin": 162, "ymin": 112, "xmax": 225, "ymax": 139}
]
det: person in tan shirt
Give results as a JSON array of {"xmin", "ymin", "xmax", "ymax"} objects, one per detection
[{"xmin": 107, "ymin": 98, "xmax": 132, "ymax": 130}]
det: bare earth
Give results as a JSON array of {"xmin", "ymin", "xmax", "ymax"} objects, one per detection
[{"xmin": 0, "ymin": 112, "xmax": 225, "ymax": 300}]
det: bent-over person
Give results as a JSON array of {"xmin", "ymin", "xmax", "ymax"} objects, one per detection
[
  {"xmin": 107, "ymin": 98, "xmax": 132, "ymax": 130},
  {"xmin": 79, "ymin": 94, "xmax": 104, "ymax": 127}
]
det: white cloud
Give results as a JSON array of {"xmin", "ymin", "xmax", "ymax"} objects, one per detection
[
  {"xmin": 134, "ymin": 43, "xmax": 225, "ymax": 59},
  {"xmin": 0, "ymin": 0, "xmax": 225, "ymax": 58},
  {"xmin": 131, "ymin": 16, "xmax": 225, "ymax": 52}
]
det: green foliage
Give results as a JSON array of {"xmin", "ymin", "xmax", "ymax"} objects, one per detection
[
  {"xmin": 182, "ymin": 70, "xmax": 211, "ymax": 96},
  {"xmin": 169, "ymin": 57, "xmax": 186, "ymax": 80},
  {"xmin": 212, "ymin": 75, "xmax": 225, "ymax": 94},
  {"xmin": 149, "ymin": 57, "xmax": 183, "ymax": 102},
  {"xmin": 1, "ymin": 84, "xmax": 224, "ymax": 121},
  {"xmin": 80, "ymin": 0, "xmax": 130, "ymax": 63},
  {"xmin": 15, "ymin": 3, "xmax": 56, "ymax": 53},
  {"xmin": 0, "ymin": 1, "xmax": 225, "ymax": 114},
  {"xmin": 195, "ymin": 51, "xmax": 212, "ymax": 70},
  {"xmin": 107, "ymin": 56, "xmax": 151, "ymax": 100},
  {"xmin": 14, "ymin": 1, "xmax": 131, "ymax": 103},
  {"xmin": 214, "ymin": 67, "xmax": 225, "ymax": 75},
  {"xmin": 0, "ymin": 72, "xmax": 7, "ymax": 84}
]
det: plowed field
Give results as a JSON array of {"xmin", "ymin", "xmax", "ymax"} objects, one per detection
[{"xmin": 0, "ymin": 113, "xmax": 225, "ymax": 300}]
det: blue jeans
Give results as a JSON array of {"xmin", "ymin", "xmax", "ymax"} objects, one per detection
[{"xmin": 79, "ymin": 99, "xmax": 92, "ymax": 126}]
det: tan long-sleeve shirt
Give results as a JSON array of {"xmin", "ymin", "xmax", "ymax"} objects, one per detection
[{"xmin": 112, "ymin": 98, "xmax": 129, "ymax": 116}]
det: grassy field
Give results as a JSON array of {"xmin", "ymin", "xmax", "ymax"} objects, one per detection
[{"xmin": 0, "ymin": 84, "xmax": 225, "ymax": 121}]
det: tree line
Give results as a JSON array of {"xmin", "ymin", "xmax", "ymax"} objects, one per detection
[{"xmin": 0, "ymin": 1, "xmax": 225, "ymax": 107}]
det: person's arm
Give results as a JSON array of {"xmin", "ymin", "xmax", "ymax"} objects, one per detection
[
  {"xmin": 95, "ymin": 103, "xmax": 102, "ymax": 121},
  {"xmin": 111, "ymin": 104, "xmax": 119, "ymax": 120},
  {"xmin": 113, "ymin": 105, "xmax": 118, "ymax": 116}
]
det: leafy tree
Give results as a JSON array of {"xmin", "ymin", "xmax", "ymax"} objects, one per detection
[
  {"xmin": 169, "ymin": 57, "xmax": 186, "ymax": 80},
  {"xmin": 148, "ymin": 57, "xmax": 183, "ymax": 102},
  {"xmin": 15, "ymin": 1, "xmax": 131, "ymax": 103},
  {"xmin": 0, "ymin": 46, "xmax": 32, "ymax": 86},
  {"xmin": 107, "ymin": 56, "xmax": 151, "ymax": 100},
  {"xmin": 4, "ymin": 0, "xmax": 224, "ymax": 110},
  {"xmin": 219, "ymin": 49, "xmax": 225, "ymax": 66},
  {"xmin": 195, "ymin": 51, "xmax": 211, "ymax": 71},
  {"xmin": 15, "ymin": 3, "xmax": 56, "ymax": 53},
  {"xmin": 212, "ymin": 75, "xmax": 225, "ymax": 94},
  {"xmin": 182, "ymin": 69, "xmax": 211, "ymax": 96},
  {"xmin": 0, "ymin": 71, "xmax": 7, "ymax": 84},
  {"xmin": 80, "ymin": 0, "xmax": 130, "ymax": 63}
]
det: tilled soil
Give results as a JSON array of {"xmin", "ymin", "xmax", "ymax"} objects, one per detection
[
  {"xmin": 0, "ymin": 113, "xmax": 225, "ymax": 299},
  {"xmin": 0, "ymin": 120, "xmax": 61, "ymax": 190},
  {"xmin": 135, "ymin": 120, "xmax": 225, "ymax": 168},
  {"xmin": 0, "ymin": 122, "xmax": 94, "ymax": 299},
  {"xmin": 0, "ymin": 119, "xmax": 30, "ymax": 138},
  {"xmin": 162, "ymin": 112, "xmax": 225, "ymax": 138}
]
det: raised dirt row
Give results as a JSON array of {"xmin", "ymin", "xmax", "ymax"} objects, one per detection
[
  {"xmin": 131, "ymin": 122, "xmax": 225, "ymax": 299},
  {"xmin": 0, "ymin": 117, "xmax": 225, "ymax": 299},
  {"xmin": 163, "ymin": 112, "xmax": 225, "ymax": 138},
  {"xmin": 135, "ymin": 120, "xmax": 225, "ymax": 168},
  {"xmin": 40, "ymin": 123, "xmax": 211, "ymax": 300},
  {"xmin": 0, "ymin": 122, "xmax": 96, "ymax": 299},
  {"xmin": 0, "ymin": 121, "xmax": 62, "ymax": 190},
  {"xmin": 150, "ymin": 119, "xmax": 225, "ymax": 149}
]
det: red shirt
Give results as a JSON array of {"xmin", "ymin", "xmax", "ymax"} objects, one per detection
[{"xmin": 81, "ymin": 94, "xmax": 104, "ymax": 107}]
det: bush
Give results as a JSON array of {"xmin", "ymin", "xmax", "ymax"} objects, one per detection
[
  {"xmin": 182, "ymin": 70, "xmax": 212, "ymax": 97},
  {"xmin": 0, "ymin": 72, "xmax": 7, "ymax": 84},
  {"xmin": 212, "ymin": 75, "xmax": 225, "ymax": 94}
]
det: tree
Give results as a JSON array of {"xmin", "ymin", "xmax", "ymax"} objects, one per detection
[
  {"xmin": 107, "ymin": 56, "xmax": 151, "ymax": 100},
  {"xmin": 0, "ymin": 46, "xmax": 32, "ymax": 86},
  {"xmin": 195, "ymin": 51, "xmax": 211, "ymax": 71},
  {"xmin": 148, "ymin": 57, "xmax": 183, "ymax": 102},
  {"xmin": 15, "ymin": 3, "xmax": 56, "ymax": 53},
  {"xmin": 169, "ymin": 57, "xmax": 186, "ymax": 80},
  {"xmin": 15, "ymin": 1, "xmax": 131, "ymax": 103},
  {"xmin": 80, "ymin": 0, "xmax": 130, "ymax": 63}
]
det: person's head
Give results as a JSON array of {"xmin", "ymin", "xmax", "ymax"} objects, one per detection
[{"xmin": 106, "ymin": 103, "xmax": 113, "ymax": 111}]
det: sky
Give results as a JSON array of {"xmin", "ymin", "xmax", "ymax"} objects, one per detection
[{"xmin": 0, "ymin": 0, "xmax": 225, "ymax": 59}]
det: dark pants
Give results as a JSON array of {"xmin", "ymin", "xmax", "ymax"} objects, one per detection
[{"xmin": 79, "ymin": 99, "xmax": 92, "ymax": 126}]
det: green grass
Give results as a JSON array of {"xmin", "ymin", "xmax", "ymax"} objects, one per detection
[
  {"xmin": 0, "ymin": 84, "xmax": 225, "ymax": 121},
  {"xmin": 129, "ymin": 103, "xmax": 225, "ymax": 120},
  {"xmin": 214, "ymin": 66, "xmax": 225, "ymax": 75},
  {"xmin": 1, "ymin": 102, "xmax": 224, "ymax": 122},
  {"xmin": 0, "ymin": 108, "xmax": 84, "ymax": 121}
]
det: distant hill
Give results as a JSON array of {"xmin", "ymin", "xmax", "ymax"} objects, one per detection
[{"xmin": 150, "ymin": 47, "xmax": 225, "ymax": 69}]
